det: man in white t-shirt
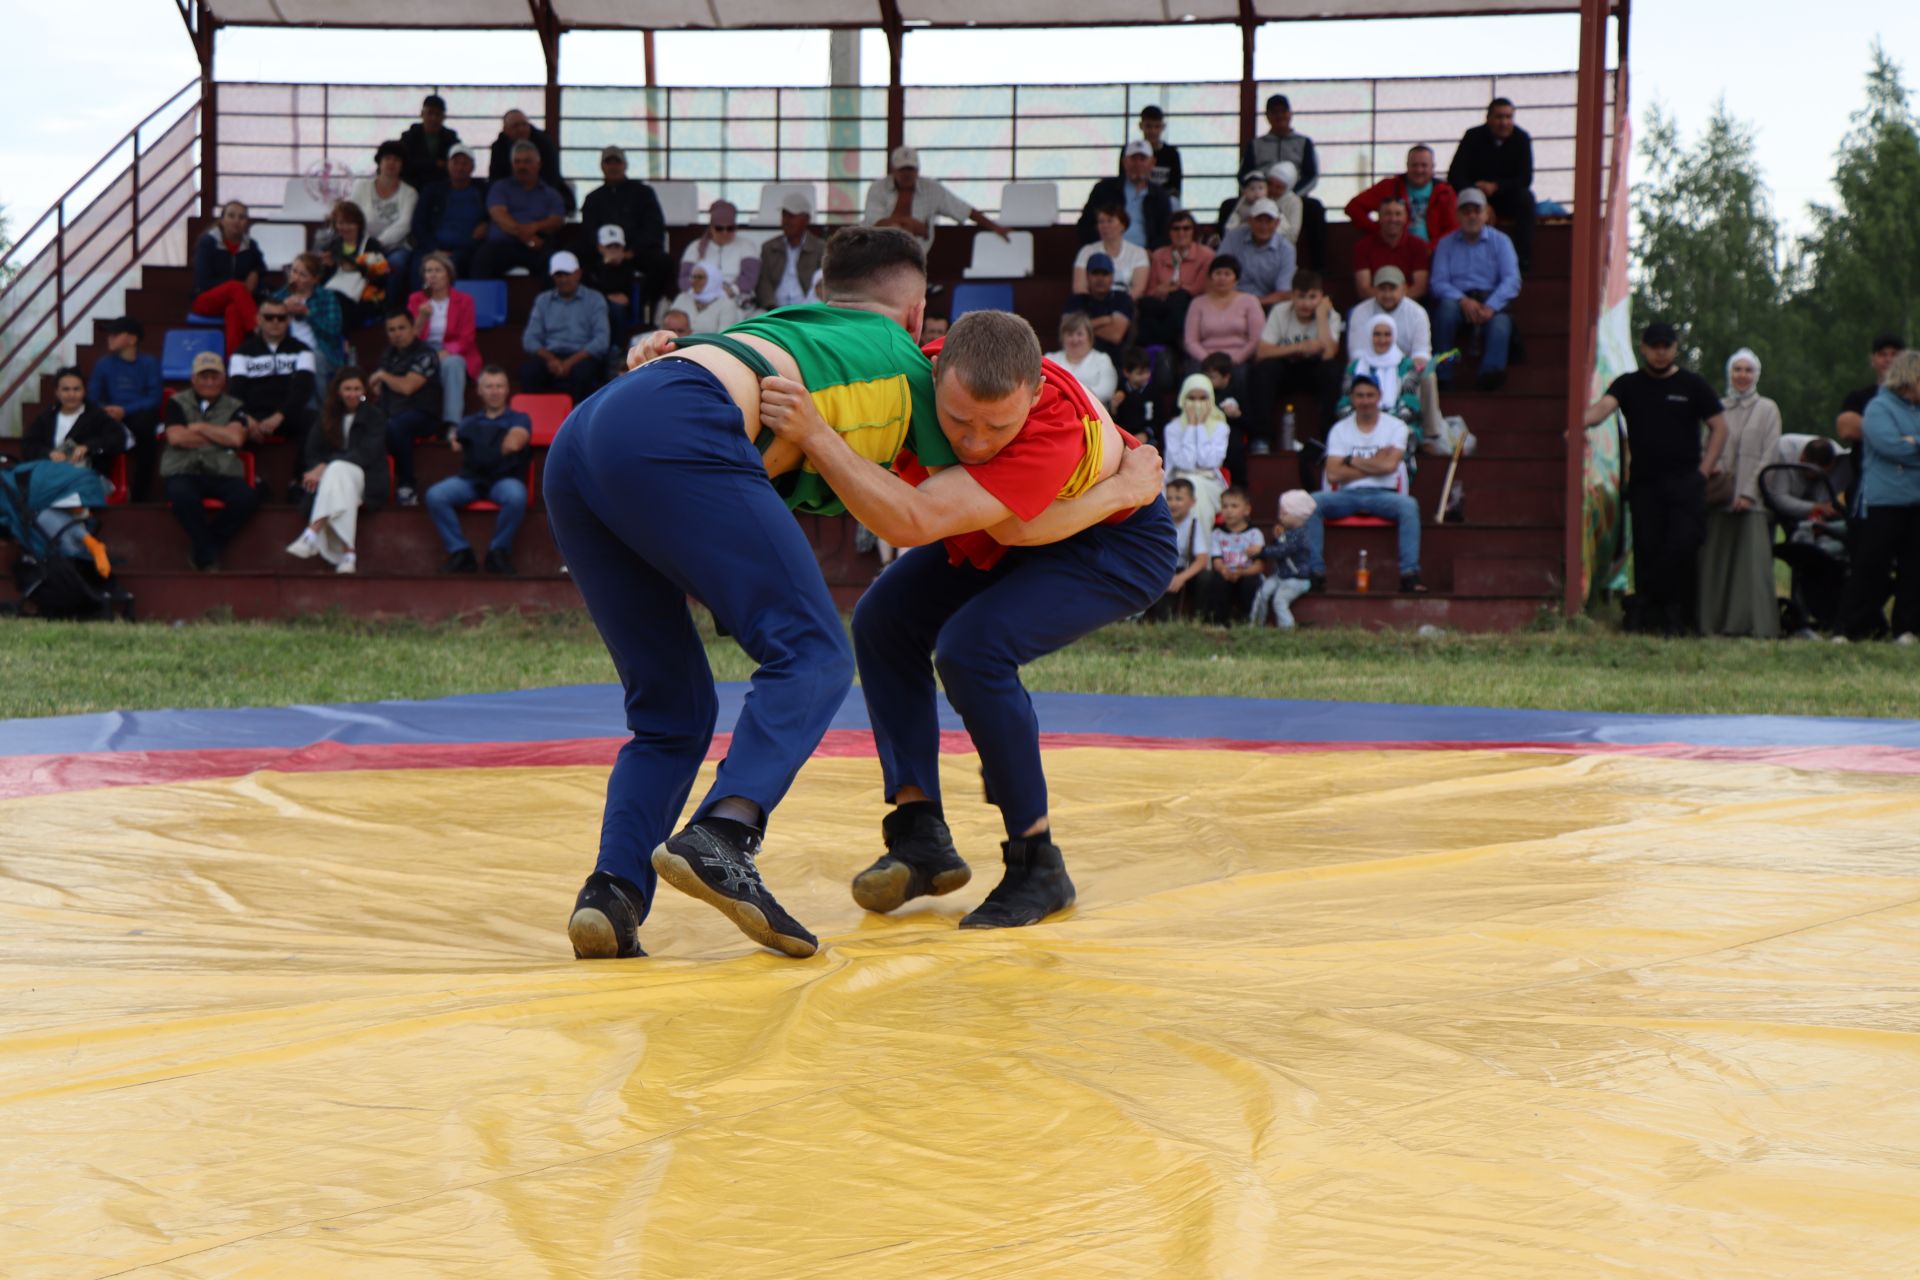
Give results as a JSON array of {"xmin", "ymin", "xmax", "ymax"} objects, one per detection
[
  {"xmin": 1303, "ymin": 377, "xmax": 1425, "ymax": 593},
  {"xmin": 1147, "ymin": 476, "xmax": 1218, "ymax": 620}
]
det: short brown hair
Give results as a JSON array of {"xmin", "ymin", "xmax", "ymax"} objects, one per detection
[
  {"xmin": 1292, "ymin": 268, "xmax": 1323, "ymax": 294},
  {"xmin": 822, "ymin": 225, "xmax": 926, "ymax": 299},
  {"xmin": 938, "ymin": 310, "xmax": 1043, "ymax": 401},
  {"xmin": 1096, "ymin": 203, "xmax": 1131, "ymax": 230},
  {"xmin": 330, "ymin": 199, "xmax": 367, "ymax": 231}
]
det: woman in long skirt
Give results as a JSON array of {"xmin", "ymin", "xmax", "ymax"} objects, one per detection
[
  {"xmin": 1699, "ymin": 347, "xmax": 1782, "ymax": 637},
  {"xmin": 288, "ymin": 368, "xmax": 392, "ymax": 574}
]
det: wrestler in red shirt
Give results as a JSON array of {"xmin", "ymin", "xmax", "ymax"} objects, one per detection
[{"xmin": 758, "ymin": 310, "xmax": 1178, "ymax": 932}]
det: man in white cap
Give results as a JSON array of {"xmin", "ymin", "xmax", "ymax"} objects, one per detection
[
  {"xmin": 864, "ymin": 145, "xmax": 1009, "ymax": 253},
  {"xmin": 1217, "ymin": 198, "xmax": 1296, "ymax": 308},
  {"xmin": 1076, "ymin": 139, "xmax": 1173, "ymax": 251},
  {"xmin": 754, "ymin": 189, "xmax": 828, "ymax": 311},
  {"xmin": 409, "ymin": 142, "xmax": 489, "ymax": 282},
  {"xmin": 585, "ymin": 223, "xmax": 644, "ymax": 347},
  {"xmin": 521, "ymin": 250, "xmax": 610, "ymax": 403}
]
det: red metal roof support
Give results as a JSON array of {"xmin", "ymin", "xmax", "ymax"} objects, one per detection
[
  {"xmin": 528, "ymin": 0, "xmax": 562, "ymax": 149},
  {"xmin": 1238, "ymin": 1, "xmax": 1258, "ymax": 147},
  {"xmin": 880, "ymin": 0, "xmax": 906, "ymax": 154},
  {"xmin": 1561, "ymin": 0, "xmax": 1610, "ymax": 616},
  {"xmin": 179, "ymin": 0, "xmax": 219, "ymax": 217}
]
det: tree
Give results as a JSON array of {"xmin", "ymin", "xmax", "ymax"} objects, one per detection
[
  {"xmin": 1794, "ymin": 41, "xmax": 1920, "ymax": 429},
  {"xmin": 1630, "ymin": 100, "xmax": 1806, "ymax": 421}
]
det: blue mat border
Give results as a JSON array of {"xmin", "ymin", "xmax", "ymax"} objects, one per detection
[{"xmin": 5, "ymin": 684, "xmax": 1919, "ymax": 757}]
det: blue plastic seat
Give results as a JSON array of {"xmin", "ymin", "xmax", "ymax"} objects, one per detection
[
  {"xmin": 457, "ymin": 279, "xmax": 509, "ymax": 329},
  {"xmin": 948, "ymin": 282, "xmax": 1014, "ymax": 322},
  {"xmin": 161, "ymin": 328, "xmax": 225, "ymax": 380},
  {"xmin": 184, "ymin": 312, "xmax": 223, "ymax": 329}
]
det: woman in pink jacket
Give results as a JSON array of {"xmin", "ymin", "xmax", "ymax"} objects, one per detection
[{"xmin": 408, "ymin": 251, "xmax": 483, "ymax": 429}]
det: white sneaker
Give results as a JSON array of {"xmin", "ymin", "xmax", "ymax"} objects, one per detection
[
  {"xmin": 1897, "ymin": 633, "xmax": 1918, "ymax": 646},
  {"xmin": 336, "ymin": 552, "xmax": 357, "ymax": 575},
  {"xmin": 1829, "ymin": 635, "xmax": 1852, "ymax": 645},
  {"xmin": 286, "ymin": 528, "xmax": 320, "ymax": 559}
]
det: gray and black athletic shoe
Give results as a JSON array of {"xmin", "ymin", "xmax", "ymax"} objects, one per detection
[
  {"xmin": 568, "ymin": 870, "xmax": 649, "ymax": 959},
  {"xmin": 850, "ymin": 804, "xmax": 972, "ymax": 913},
  {"xmin": 959, "ymin": 835, "xmax": 1076, "ymax": 929},
  {"xmin": 651, "ymin": 820, "xmax": 819, "ymax": 958}
]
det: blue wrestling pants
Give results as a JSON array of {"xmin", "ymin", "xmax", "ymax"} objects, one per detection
[
  {"xmin": 852, "ymin": 496, "xmax": 1177, "ymax": 835},
  {"xmin": 543, "ymin": 359, "xmax": 854, "ymax": 911}
]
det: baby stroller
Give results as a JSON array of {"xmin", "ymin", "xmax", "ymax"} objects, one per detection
[
  {"xmin": 1757, "ymin": 461, "xmax": 1845, "ymax": 635},
  {"xmin": 0, "ymin": 457, "xmax": 134, "ymax": 621}
]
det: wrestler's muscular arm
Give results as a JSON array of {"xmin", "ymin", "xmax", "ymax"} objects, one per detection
[{"xmin": 759, "ymin": 377, "xmax": 1163, "ymax": 547}]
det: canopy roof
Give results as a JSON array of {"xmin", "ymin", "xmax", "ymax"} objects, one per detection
[{"xmin": 198, "ymin": 0, "xmax": 1618, "ymax": 30}]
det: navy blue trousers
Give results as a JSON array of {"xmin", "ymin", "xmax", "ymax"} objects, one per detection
[
  {"xmin": 853, "ymin": 497, "xmax": 1177, "ymax": 836},
  {"xmin": 543, "ymin": 359, "xmax": 855, "ymax": 912}
]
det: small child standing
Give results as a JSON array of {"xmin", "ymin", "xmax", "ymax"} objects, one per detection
[
  {"xmin": 1208, "ymin": 485, "xmax": 1266, "ymax": 625},
  {"xmin": 1252, "ymin": 489, "xmax": 1317, "ymax": 629}
]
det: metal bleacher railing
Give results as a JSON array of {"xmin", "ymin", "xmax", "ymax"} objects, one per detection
[
  {"xmin": 212, "ymin": 72, "xmax": 1598, "ymax": 229},
  {"xmin": 0, "ymin": 81, "xmax": 200, "ymax": 432}
]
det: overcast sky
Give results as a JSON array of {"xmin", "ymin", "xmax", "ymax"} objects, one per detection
[{"xmin": 2, "ymin": 2, "xmax": 1910, "ymax": 244}]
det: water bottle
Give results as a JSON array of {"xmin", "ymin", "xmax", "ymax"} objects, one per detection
[
  {"xmin": 1355, "ymin": 549, "xmax": 1371, "ymax": 594},
  {"xmin": 1280, "ymin": 404, "xmax": 1298, "ymax": 452}
]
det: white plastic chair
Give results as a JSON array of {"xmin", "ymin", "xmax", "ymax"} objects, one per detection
[
  {"xmin": 752, "ymin": 182, "xmax": 820, "ymax": 228},
  {"xmin": 998, "ymin": 182, "xmax": 1061, "ymax": 228},
  {"xmin": 653, "ymin": 180, "xmax": 700, "ymax": 227},
  {"xmin": 248, "ymin": 223, "xmax": 308, "ymax": 272},
  {"xmin": 962, "ymin": 230, "xmax": 1034, "ymax": 279},
  {"xmin": 278, "ymin": 175, "xmax": 335, "ymax": 221}
]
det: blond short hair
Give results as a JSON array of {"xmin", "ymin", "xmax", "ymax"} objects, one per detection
[{"xmin": 1884, "ymin": 350, "xmax": 1920, "ymax": 395}]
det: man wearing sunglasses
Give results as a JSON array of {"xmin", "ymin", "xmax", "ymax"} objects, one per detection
[{"xmin": 226, "ymin": 302, "xmax": 317, "ymax": 452}]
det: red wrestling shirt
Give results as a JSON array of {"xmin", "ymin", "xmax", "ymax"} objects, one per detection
[{"xmin": 895, "ymin": 342, "xmax": 1143, "ymax": 571}]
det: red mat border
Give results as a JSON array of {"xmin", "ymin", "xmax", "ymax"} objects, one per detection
[{"xmin": 6, "ymin": 729, "xmax": 1920, "ymax": 799}]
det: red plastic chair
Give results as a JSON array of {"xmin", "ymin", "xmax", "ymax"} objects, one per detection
[
  {"xmin": 105, "ymin": 453, "xmax": 130, "ymax": 506},
  {"xmin": 465, "ymin": 459, "xmax": 537, "ymax": 514},
  {"xmin": 201, "ymin": 451, "xmax": 257, "ymax": 510},
  {"xmin": 510, "ymin": 393, "xmax": 571, "ymax": 447},
  {"xmin": 1323, "ymin": 474, "xmax": 1403, "ymax": 528}
]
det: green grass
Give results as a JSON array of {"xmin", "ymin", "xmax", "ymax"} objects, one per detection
[{"xmin": 2, "ymin": 610, "xmax": 1915, "ymax": 722}]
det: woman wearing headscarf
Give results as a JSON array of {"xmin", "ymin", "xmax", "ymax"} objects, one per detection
[
  {"xmin": 677, "ymin": 200, "xmax": 760, "ymax": 305},
  {"xmin": 667, "ymin": 263, "xmax": 746, "ymax": 334},
  {"xmin": 1165, "ymin": 372, "xmax": 1231, "ymax": 529},
  {"xmin": 1698, "ymin": 347, "xmax": 1782, "ymax": 637},
  {"xmin": 1339, "ymin": 313, "xmax": 1423, "ymax": 427}
]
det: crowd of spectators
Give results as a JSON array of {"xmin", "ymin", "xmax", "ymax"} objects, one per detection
[{"xmin": 45, "ymin": 90, "xmax": 1916, "ymax": 639}]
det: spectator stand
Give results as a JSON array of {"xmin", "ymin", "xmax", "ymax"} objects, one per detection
[{"xmin": 0, "ymin": 1, "xmax": 1625, "ymax": 629}]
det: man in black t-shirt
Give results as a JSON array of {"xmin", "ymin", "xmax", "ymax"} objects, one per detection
[
  {"xmin": 1583, "ymin": 321, "xmax": 1729, "ymax": 634},
  {"xmin": 368, "ymin": 309, "xmax": 443, "ymax": 506}
]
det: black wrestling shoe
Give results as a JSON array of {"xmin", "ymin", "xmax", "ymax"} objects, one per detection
[
  {"xmin": 567, "ymin": 870, "xmax": 648, "ymax": 959},
  {"xmin": 959, "ymin": 835, "xmax": 1076, "ymax": 929},
  {"xmin": 652, "ymin": 819, "xmax": 819, "ymax": 957},
  {"xmin": 850, "ymin": 804, "xmax": 972, "ymax": 913}
]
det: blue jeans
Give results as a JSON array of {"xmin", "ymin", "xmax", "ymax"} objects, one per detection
[
  {"xmin": 425, "ymin": 474, "xmax": 527, "ymax": 553},
  {"xmin": 1432, "ymin": 296, "xmax": 1512, "ymax": 381},
  {"xmin": 384, "ymin": 406, "xmax": 440, "ymax": 489},
  {"xmin": 542, "ymin": 359, "xmax": 854, "ymax": 904},
  {"xmin": 1304, "ymin": 487, "xmax": 1422, "ymax": 576}
]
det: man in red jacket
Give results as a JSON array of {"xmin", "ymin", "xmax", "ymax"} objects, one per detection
[{"xmin": 1345, "ymin": 145, "xmax": 1458, "ymax": 245}]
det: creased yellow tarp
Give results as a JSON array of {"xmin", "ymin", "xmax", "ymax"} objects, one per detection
[{"xmin": 4, "ymin": 748, "xmax": 1919, "ymax": 1278}]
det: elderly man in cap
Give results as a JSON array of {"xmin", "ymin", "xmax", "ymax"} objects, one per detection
[
  {"xmin": 1582, "ymin": 322, "xmax": 1730, "ymax": 635},
  {"xmin": 864, "ymin": 145, "xmax": 1009, "ymax": 253},
  {"xmin": 754, "ymin": 190, "xmax": 828, "ymax": 312},
  {"xmin": 1077, "ymin": 140, "xmax": 1174, "ymax": 251},
  {"xmin": 1125, "ymin": 105, "xmax": 1183, "ymax": 199},
  {"xmin": 162, "ymin": 350, "xmax": 261, "ymax": 571},
  {"xmin": 582, "ymin": 144, "xmax": 672, "ymax": 314},
  {"xmin": 521, "ymin": 250, "xmax": 610, "ymax": 404},
  {"xmin": 1217, "ymin": 198, "xmax": 1296, "ymax": 308},
  {"xmin": 1429, "ymin": 186, "xmax": 1522, "ymax": 391}
]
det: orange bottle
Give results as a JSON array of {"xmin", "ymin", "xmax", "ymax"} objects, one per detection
[{"xmin": 1355, "ymin": 549, "xmax": 1371, "ymax": 594}]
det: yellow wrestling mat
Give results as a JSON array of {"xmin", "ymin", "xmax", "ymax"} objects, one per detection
[{"xmin": 5, "ymin": 747, "xmax": 1920, "ymax": 1277}]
